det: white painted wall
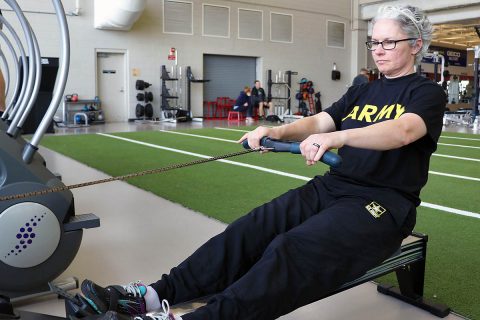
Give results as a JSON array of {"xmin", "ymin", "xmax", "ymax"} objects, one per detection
[{"xmin": 0, "ymin": 0, "xmax": 353, "ymax": 120}]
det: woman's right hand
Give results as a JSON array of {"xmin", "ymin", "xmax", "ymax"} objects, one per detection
[{"xmin": 237, "ymin": 126, "xmax": 273, "ymax": 150}]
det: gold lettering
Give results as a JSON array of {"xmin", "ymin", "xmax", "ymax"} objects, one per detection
[
  {"xmin": 357, "ymin": 105, "xmax": 378, "ymax": 123},
  {"xmin": 394, "ymin": 104, "xmax": 406, "ymax": 119},
  {"xmin": 342, "ymin": 106, "xmax": 359, "ymax": 121},
  {"xmin": 373, "ymin": 104, "xmax": 395, "ymax": 122}
]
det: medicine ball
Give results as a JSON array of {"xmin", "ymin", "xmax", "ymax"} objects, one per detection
[{"xmin": 75, "ymin": 114, "xmax": 85, "ymax": 124}]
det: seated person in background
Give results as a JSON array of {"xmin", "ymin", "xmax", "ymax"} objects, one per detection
[
  {"xmin": 233, "ymin": 86, "xmax": 253, "ymax": 122},
  {"xmin": 352, "ymin": 68, "xmax": 369, "ymax": 86},
  {"xmin": 251, "ymin": 80, "xmax": 270, "ymax": 120}
]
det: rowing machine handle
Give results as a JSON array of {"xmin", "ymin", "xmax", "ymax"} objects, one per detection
[{"xmin": 242, "ymin": 137, "xmax": 342, "ymax": 168}]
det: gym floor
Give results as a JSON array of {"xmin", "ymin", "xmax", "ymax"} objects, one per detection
[{"xmin": 14, "ymin": 120, "xmax": 476, "ymax": 320}]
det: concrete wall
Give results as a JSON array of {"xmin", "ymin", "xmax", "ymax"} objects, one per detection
[{"xmin": 0, "ymin": 0, "xmax": 353, "ymax": 120}]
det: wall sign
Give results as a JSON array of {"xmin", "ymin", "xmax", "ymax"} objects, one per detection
[{"xmin": 422, "ymin": 46, "xmax": 467, "ymax": 67}]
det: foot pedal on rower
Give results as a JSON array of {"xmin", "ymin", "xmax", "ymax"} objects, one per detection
[
  {"xmin": 0, "ymin": 294, "xmax": 19, "ymax": 319},
  {"xmin": 64, "ymin": 213, "xmax": 100, "ymax": 232},
  {"xmin": 48, "ymin": 282, "xmax": 96, "ymax": 318}
]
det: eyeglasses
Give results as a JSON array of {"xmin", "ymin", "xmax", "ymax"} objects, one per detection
[{"xmin": 365, "ymin": 38, "xmax": 418, "ymax": 51}]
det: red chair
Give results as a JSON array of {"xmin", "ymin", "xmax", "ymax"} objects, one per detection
[
  {"xmin": 203, "ymin": 101, "xmax": 217, "ymax": 119},
  {"xmin": 215, "ymin": 97, "xmax": 231, "ymax": 118},
  {"xmin": 228, "ymin": 111, "xmax": 244, "ymax": 121}
]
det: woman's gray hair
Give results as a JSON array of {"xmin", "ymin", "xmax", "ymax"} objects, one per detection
[{"xmin": 372, "ymin": 5, "xmax": 432, "ymax": 64}]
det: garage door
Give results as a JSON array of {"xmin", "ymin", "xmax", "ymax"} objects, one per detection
[{"xmin": 203, "ymin": 54, "xmax": 256, "ymax": 102}]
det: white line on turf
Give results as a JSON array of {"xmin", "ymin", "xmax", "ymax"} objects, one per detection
[
  {"xmin": 214, "ymin": 127, "xmax": 249, "ymax": 133},
  {"xmin": 217, "ymin": 129, "xmax": 480, "ymax": 144},
  {"xmin": 440, "ymin": 135, "xmax": 480, "ymax": 142},
  {"xmin": 438, "ymin": 142, "xmax": 480, "ymax": 150},
  {"xmin": 214, "ymin": 127, "xmax": 480, "ymax": 149},
  {"xmin": 97, "ymin": 133, "xmax": 311, "ymax": 181},
  {"xmin": 432, "ymin": 153, "xmax": 480, "ymax": 162},
  {"xmin": 429, "ymin": 171, "xmax": 480, "ymax": 182},
  {"xmin": 97, "ymin": 132, "xmax": 480, "ymax": 220},
  {"xmin": 158, "ymin": 130, "xmax": 237, "ymax": 143},
  {"xmin": 420, "ymin": 202, "xmax": 480, "ymax": 219},
  {"xmin": 157, "ymin": 130, "xmax": 480, "ymax": 180}
]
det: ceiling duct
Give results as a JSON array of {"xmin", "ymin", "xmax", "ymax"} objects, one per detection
[{"xmin": 94, "ymin": 0, "xmax": 146, "ymax": 31}]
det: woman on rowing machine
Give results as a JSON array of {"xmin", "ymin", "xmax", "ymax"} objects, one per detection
[{"xmin": 78, "ymin": 4, "xmax": 445, "ymax": 320}]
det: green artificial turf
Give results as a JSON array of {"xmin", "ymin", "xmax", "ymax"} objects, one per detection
[
  {"xmin": 377, "ymin": 207, "xmax": 480, "ymax": 319},
  {"xmin": 40, "ymin": 128, "xmax": 480, "ymax": 318}
]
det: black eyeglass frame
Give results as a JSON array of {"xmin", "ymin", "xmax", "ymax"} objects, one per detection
[{"xmin": 365, "ymin": 38, "xmax": 418, "ymax": 51}]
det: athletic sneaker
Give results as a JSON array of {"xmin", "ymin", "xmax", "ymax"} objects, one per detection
[
  {"xmin": 72, "ymin": 311, "xmax": 177, "ymax": 320},
  {"xmin": 81, "ymin": 279, "xmax": 148, "ymax": 316},
  {"xmin": 75, "ymin": 301, "xmax": 179, "ymax": 320},
  {"xmin": 135, "ymin": 300, "xmax": 179, "ymax": 320}
]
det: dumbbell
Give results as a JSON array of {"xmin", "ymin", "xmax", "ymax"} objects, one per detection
[{"xmin": 136, "ymin": 92, "xmax": 154, "ymax": 102}]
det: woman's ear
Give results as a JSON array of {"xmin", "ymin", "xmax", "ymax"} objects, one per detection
[{"xmin": 412, "ymin": 39, "xmax": 423, "ymax": 55}]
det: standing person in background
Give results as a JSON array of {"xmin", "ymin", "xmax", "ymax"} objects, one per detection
[
  {"xmin": 352, "ymin": 68, "xmax": 370, "ymax": 86},
  {"xmin": 448, "ymin": 75, "xmax": 460, "ymax": 104}
]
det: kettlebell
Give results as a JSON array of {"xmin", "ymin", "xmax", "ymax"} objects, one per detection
[
  {"xmin": 71, "ymin": 94, "xmax": 79, "ymax": 102},
  {"xmin": 65, "ymin": 94, "xmax": 72, "ymax": 102}
]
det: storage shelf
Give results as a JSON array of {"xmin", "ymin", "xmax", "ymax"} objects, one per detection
[{"xmin": 62, "ymin": 98, "xmax": 103, "ymax": 126}]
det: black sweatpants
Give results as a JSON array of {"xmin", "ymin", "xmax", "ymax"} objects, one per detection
[{"xmin": 150, "ymin": 174, "xmax": 416, "ymax": 320}]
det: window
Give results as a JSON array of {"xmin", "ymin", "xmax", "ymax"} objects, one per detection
[
  {"xmin": 327, "ymin": 20, "xmax": 345, "ymax": 48},
  {"xmin": 270, "ymin": 12, "xmax": 293, "ymax": 43},
  {"xmin": 163, "ymin": 0, "xmax": 193, "ymax": 35},
  {"xmin": 203, "ymin": 4, "xmax": 230, "ymax": 38},
  {"xmin": 238, "ymin": 8, "xmax": 263, "ymax": 40}
]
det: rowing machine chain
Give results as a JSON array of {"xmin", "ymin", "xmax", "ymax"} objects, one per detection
[{"xmin": 0, "ymin": 148, "xmax": 267, "ymax": 202}]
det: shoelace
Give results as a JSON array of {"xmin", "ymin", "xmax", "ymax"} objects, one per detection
[
  {"xmin": 123, "ymin": 280, "xmax": 145, "ymax": 297},
  {"xmin": 134, "ymin": 300, "xmax": 172, "ymax": 320}
]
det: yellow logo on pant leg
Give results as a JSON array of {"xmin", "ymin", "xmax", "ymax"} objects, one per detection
[{"xmin": 365, "ymin": 201, "xmax": 386, "ymax": 218}]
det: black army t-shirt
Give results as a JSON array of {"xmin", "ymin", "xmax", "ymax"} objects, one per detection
[{"xmin": 324, "ymin": 73, "xmax": 445, "ymax": 205}]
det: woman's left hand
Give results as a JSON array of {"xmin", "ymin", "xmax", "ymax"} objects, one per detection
[{"xmin": 300, "ymin": 132, "xmax": 346, "ymax": 166}]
